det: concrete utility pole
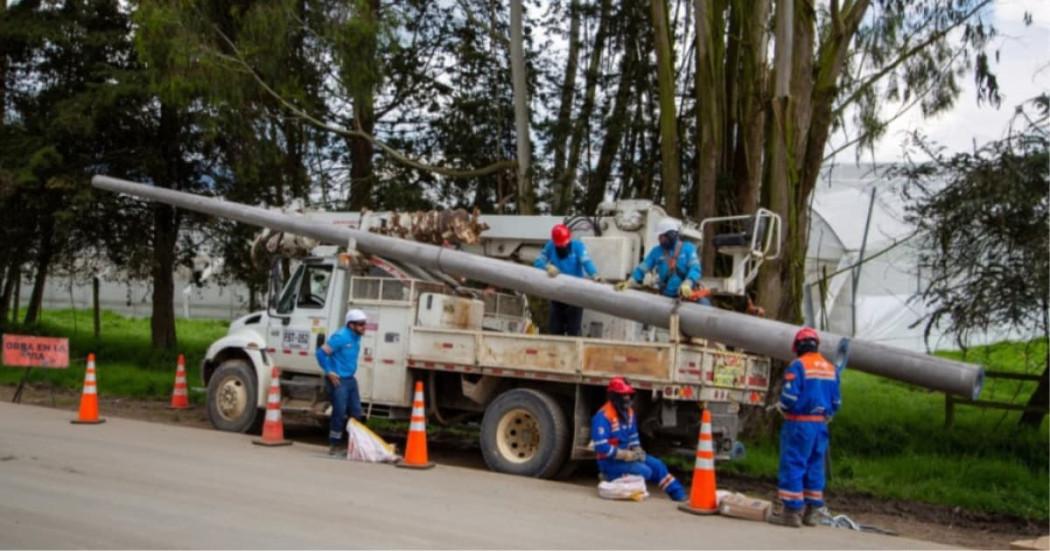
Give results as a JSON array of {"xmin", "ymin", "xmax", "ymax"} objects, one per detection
[{"xmin": 92, "ymin": 175, "xmax": 985, "ymax": 400}]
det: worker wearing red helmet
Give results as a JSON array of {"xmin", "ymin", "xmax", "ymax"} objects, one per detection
[
  {"xmin": 533, "ymin": 223, "xmax": 599, "ymax": 336},
  {"xmin": 769, "ymin": 327, "xmax": 842, "ymax": 528},
  {"xmin": 590, "ymin": 377, "xmax": 687, "ymax": 502}
]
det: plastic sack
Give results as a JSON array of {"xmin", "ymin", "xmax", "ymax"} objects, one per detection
[
  {"xmin": 345, "ymin": 418, "xmax": 399, "ymax": 463},
  {"xmin": 598, "ymin": 475, "xmax": 649, "ymax": 501}
]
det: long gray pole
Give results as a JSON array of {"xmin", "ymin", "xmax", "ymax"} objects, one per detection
[{"xmin": 91, "ymin": 175, "xmax": 984, "ymax": 399}]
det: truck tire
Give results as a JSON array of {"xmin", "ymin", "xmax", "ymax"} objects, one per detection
[
  {"xmin": 480, "ymin": 388, "xmax": 570, "ymax": 479},
  {"xmin": 206, "ymin": 360, "xmax": 262, "ymax": 433}
]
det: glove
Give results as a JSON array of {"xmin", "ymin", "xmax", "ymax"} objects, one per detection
[
  {"xmin": 545, "ymin": 264, "xmax": 559, "ymax": 278},
  {"xmin": 590, "ymin": 274, "xmax": 603, "ymax": 284},
  {"xmin": 679, "ymin": 281, "xmax": 694, "ymax": 298},
  {"xmin": 615, "ymin": 448, "xmax": 642, "ymax": 462},
  {"xmin": 630, "ymin": 446, "xmax": 647, "ymax": 461},
  {"xmin": 614, "ymin": 280, "xmax": 633, "ymax": 292}
]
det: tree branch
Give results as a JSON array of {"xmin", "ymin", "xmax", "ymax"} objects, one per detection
[
  {"xmin": 831, "ymin": 0, "xmax": 992, "ymax": 117},
  {"xmin": 212, "ymin": 27, "xmax": 515, "ymax": 179}
]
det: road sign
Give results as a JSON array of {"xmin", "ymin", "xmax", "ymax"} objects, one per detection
[{"xmin": 2, "ymin": 334, "xmax": 70, "ymax": 368}]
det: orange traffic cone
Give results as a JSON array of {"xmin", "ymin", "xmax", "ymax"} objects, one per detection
[
  {"xmin": 396, "ymin": 381, "xmax": 434, "ymax": 469},
  {"xmin": 169, "ymin": 354, "xmax": 190, "ymax": 410},
  {"xmin": 253, "ymin": 366, "xmax": 291, "ymax": 447},
  {"xmin": 71, "ymin": 353, "xmax": 105, "ymax": 424},
  {"xmin": 679, "ymin": 408, "xmax": 718, "ymax": 515}
]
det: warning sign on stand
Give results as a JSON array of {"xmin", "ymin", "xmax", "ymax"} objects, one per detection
[{"xmin": 2, "ymin": 334, "xmax": 70, "ymax": 368}]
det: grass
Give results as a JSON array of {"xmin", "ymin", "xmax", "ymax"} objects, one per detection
[
  {"xmin": 3, "ymin": 309, "xmax": 1047, "ymax": 520},
  {"xmin": 717, "ymin": 339, "xmax": 1049, "ymax": 521},
  {"xmin": 0, "ymin": 309, "xmax": 227, "ymax": 402}
]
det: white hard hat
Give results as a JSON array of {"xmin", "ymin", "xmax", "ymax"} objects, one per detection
[
  {"xmin": 655, "ymin": 218, "xmax": 681, "ymax": 236},
  {"xmin": 345, "ymin": 309, "xmax": 368, "ymax": 324}
]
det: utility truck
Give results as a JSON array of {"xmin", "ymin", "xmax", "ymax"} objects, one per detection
[
  {"xmin": 203, "ymin": 200, "xmax": 780, "ymax": 478},
  {"xmin": 92, "ymin": 175, "xmax": 986, "ymax": 480}
]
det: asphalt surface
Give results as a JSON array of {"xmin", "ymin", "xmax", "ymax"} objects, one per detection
[{"xmin": 0, "ymin": 402, "xmax": 947, "ymax": 549}]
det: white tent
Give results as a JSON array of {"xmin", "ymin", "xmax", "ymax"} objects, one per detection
[{"xmin": 805, "ymin": 163, "xmax": 1024, "ymax": 352}]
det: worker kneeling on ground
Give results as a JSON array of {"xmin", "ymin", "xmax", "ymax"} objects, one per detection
[
  {"xmin": 316, "ymin": 309, "xmax": 369, "ymax": 456},
  {"xmin": 615, "ymin": 218, "xmax": 710, "ymax": 305},
  {"xmin": 591, "ymin": 377, "xmax": 686, "ymax": 502},
  {"xmin": 533, "ymin": 223, "xmax": 599, "ymax": 336},
  {"xmin": 769, "ymin": 327, "xmax": 842, "ymax": 528}
]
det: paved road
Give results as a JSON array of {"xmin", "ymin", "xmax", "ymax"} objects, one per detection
[{"xmin": 0, "ymin": 402, "xmax": 946, "ymax": 549}]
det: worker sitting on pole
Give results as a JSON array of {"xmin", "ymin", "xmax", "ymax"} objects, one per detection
[
  {"xmin": 591, "ymin": 377, "xmax": 687, "ymax": 502},
  {"xmin": 769, "ymin": 327, "xmax": 842, "ymax": 528},
  {"xmin": 316, "ymin": 309, "xmax": 369, "ymax": 456},
  {"xmin": 533, "ymin": 223, "xmax": 599, "ymax": 336},
  {"xmin": 615, "ymin": 218, "xmax": 711, "ymax": 305}
]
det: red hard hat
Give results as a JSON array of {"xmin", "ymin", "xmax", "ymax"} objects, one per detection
[
  {"xmin": 792, "ymin": 327, "xmax": 820, "ymax": 353},
  {"xmin": 551, "ymin": 224, "xmax": 572, "ymax": 247},
  {"xmin": 607, "ymin": 377, "xmax": 635, "ymax": 395}
]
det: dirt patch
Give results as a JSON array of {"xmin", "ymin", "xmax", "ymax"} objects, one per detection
[{"xmin": 3, "ymin": 382, "xmax": 1045, "ymax": 549}]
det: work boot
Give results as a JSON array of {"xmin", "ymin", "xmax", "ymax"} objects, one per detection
[
  {"xmin": 802, "ymin": 505, "xmax": 823, "ymax": 526},
  {"xmin": 328, "ymin": 443, "xmax": 344, "ymax": 457},
  {"xmin": 768, "ymin": 507, "xmax": 803, "ymax": 528}
]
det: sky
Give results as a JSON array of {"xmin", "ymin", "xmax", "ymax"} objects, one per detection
[{"xmin": 834, "ymin": 0, "xmax": 1050, "ymax": 163}]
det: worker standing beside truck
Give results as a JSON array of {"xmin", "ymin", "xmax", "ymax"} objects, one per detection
[
  {"xmin": 533, "ymin": 223, "xmax": 599, "ymax": 336},
  {"xmin": 316, "ymin": 309, "xmax": 369, "ymax": 456},
  {"xmin": 615, "ymin": 218, "xmax": 711, "ymax": 306},
  {"xmin": 768, "ymin": 327, "xmax": 842, "ymax": 527},
  {"xmin": 591, "ymin": 377, "xmax": 687, "ymax": 502}
]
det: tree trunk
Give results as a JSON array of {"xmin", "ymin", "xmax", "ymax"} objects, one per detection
[
  {"xmin": 650, "ymin": 0, "xmax": 681, "ymax": 216},
  {"xmin": 694, "ymin": 0, "xmax": 724, "ymax": 270},
  {"xmin": 0, "ymin": 261, "xmax": 15, "ymax": 327},
  {"xmin": 24, "ymin": 218, "xmax": 55, "ymax": 325},
  {"xmin": 151, "ymin": 103, "xmax": 180, "ymax": 350},
  {"xmin": 11, "ymin": 266, "xmax": 20, "ymax": 324},
  {"xmin": 586, "ymin": 27, "xmax": 636, "ymax": 213},
  {"xmin": 551, "ymin": 0, "xmax": 582, "ymax": 214},
  {"xmin": 349, "ymin": 0, "xmax": 379, "ymax": 211},
  {"xmin": 93, "ymin": 276, "xmax": 101, "ymax": 340},
  {"xmin": 562, "ymin": 0, "xmax": 612, "ymax": 213},
  {"xmin": 732, "ymin": 0, "xmax": 770, "ymax": 215},
  {"xmin": 510, "ymin": 0, "xmax": 534, "ymax": 214}
]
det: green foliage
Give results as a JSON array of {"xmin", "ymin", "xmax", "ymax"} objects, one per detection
[{"xmin": 723, "ymin": 339, "xmax": 1050, "ymax": 520}]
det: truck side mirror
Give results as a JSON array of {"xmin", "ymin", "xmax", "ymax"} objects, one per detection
[{"xmin": 316, "ymin": 333, "xmax": 325, "ymax": 348}]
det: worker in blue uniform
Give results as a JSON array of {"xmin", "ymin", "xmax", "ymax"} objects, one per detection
[
  {"xmin": 615, "ymin": 218, "xmax": 710, "ymax": 305},
  {"xmin": 533, "ymin": 223, "xmax": 599, "ymax": 336},
  {"xmin": 591, "ymin": 377, "xmax": 687, "ymax": 502},
  {"xmin": 769, "ymin": 327, "xmax": 842, "ymax": 527},
  {"xmin": 316, "ymin": 308, "xmax": 368, "ymax": 456}
]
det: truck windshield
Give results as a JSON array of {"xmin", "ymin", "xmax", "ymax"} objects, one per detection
[{"xmin": 275, "ymin": 266, "xmax": 304, "ymax": 314}]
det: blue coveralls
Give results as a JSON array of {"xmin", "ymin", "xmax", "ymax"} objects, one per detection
[
  {"xmin": 591, "ymin": 402, "xmax": 686, "ymax": 501},
  {"xmin": 777, "ymin": 352, "xmax": 842, "ymax": 511},
  {"xmin": 315, "ymin": 325, "xmax": 364, "ymax": 446},
  {"xmin": 630, "ymin": 240, "xmax": 709, "ymax": 304},
  {"xmin": 533, "ymin": 239, "xmax": 598, "ymax": 336}
]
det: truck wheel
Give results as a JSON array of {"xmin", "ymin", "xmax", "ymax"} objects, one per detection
[
  {"xmin": 480, "ymin": 389, "xmax": 569, "ymax": 479},
  {"xmin": 206, "ymin": 360, "xmax": 261, "ymax": 433}
]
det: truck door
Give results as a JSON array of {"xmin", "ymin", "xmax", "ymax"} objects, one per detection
[{"xmin": 268, "ymin": 261, "xmax": 336, "ymax": 374}]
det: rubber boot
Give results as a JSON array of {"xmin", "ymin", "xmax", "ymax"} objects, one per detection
[
  {"xmin": 328, "ymin": 443, "xmax": 344, "ymax": 457},
  {"xmin": 802, "ymin": 505, "xmax": 822, "ymax": 526},
  {"xmin": 666, "ymin": 480, "xmax": 687, "ymax": 503},
  {"xmin": 768, "ymin": 507, "xmax": 803, "ymax": 528}
]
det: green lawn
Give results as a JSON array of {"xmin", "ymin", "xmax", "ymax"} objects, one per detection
[
  {"xmin": 719, "ymin": 339, "xmax": 1049, "ymax": 521},
  {"xmin": 0, "ymin": 309, "xmax": 227, "ymax": 402},
  {"xmin": 2, "ymin": 309, "xmax": 1047, "ymax": 520}
]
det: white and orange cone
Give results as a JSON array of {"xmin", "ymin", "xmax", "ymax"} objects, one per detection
[
  {"xmin": 71, "ymin": 353, "xmax": 105, "ymax": 424},
  {"xmin": 679, "ymin": 408, "xmax": 719, "ymax": 515},
  {"xmin": 396, "ymin": 381, "xmax": 434, "ymax": 469},
  {"xmin": 169, "ymin": 354, "xmax": 190, "ymax": 410},
  {"xmin": 253, "ymin": 366, "xmax": 291, "ymax": 447}
]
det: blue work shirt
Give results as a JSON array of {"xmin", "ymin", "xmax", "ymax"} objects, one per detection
[
  {"xmin": 779, "ymin": 352, "xmax": 842, "ymax": 419},
  {"xmin": 315, "ymin": 326, "xmax": 362, "ymax": 378},
  {"xmin": 591, "ymin": 401, "xmax": 641, "ymax": 469},
  {"xmin": 630, "ymin": 240, "xmax": 702, "ymax": 297},
  {"xmin": 533, "ymin": 239, "xmax": 598, "ymax": 278}
]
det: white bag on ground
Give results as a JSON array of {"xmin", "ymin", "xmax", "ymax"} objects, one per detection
[
  {"xmin": 345, "ymin": 418, "xmax": 399, "ymax": 463},
  {"xmin": 598, "ymin": 475, "xmax": 649, "ymax": 501}
]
